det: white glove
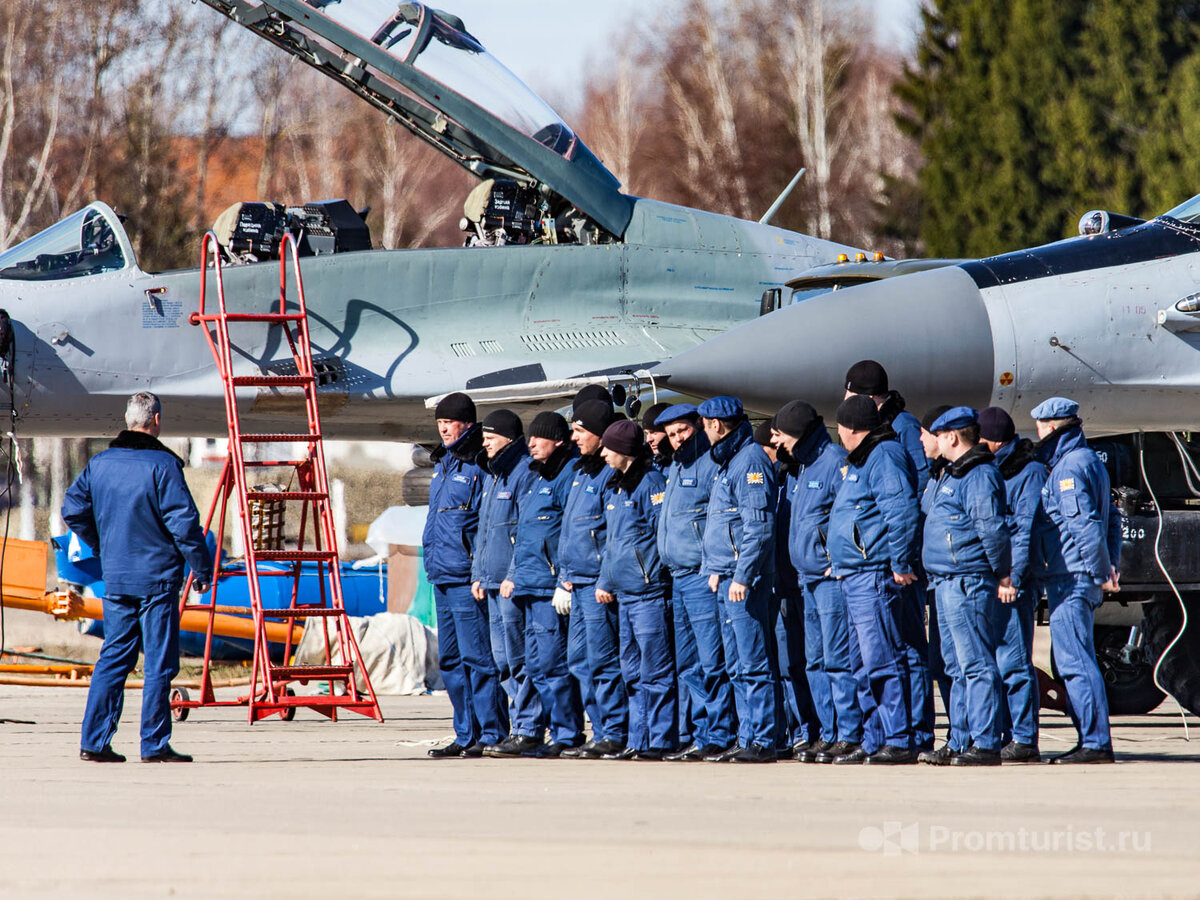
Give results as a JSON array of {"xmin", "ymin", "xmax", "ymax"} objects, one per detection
[{"xmin": 551, "ymin": 587, "xmax": 572, "ymax": 616}]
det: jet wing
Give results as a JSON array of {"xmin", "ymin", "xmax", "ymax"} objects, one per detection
[{"xmin": 196, "ymin": 0, "xmax": 634, "ymax": 237}]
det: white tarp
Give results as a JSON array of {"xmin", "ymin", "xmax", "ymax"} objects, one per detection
[
  {"xmin": 359, "ymin": 505, "xmax": 429, "ymax": 565},
  {"xmin": 295, "ymin": 612, "xmax": 442, "ymax": 696}
]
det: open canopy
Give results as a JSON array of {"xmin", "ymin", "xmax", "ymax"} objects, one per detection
[{"xmin": 0, "ymin": 203, "xmax": 135, "ymax": 281}]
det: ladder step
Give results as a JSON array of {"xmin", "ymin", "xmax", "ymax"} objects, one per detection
[
  {"xmin": 239, "ymin": 433, "xmax": 321, "ymax": 443},
  {"xmin": 245, "ymin": 491, "xmax": 327, "ymax": 501},
  {"xmin": 232, "ymin": 375, "xmax": 315, "ymax": 387},
  {"xmin": 269, "ymin": 665, "xmax": 354, "ymax": 680},
  {"xmin": 244, "ymin": 460, "xmax": 309, "ymax": 468},
  {"xmin": 265, "ymin": 607, "xmax": 346, "ymax": 619},
  {"xmin": 214, "ymin": 313, "xmax": 306, "ymax": 323},
  {"xmin": 254, "ymin": 550, "xmax": 339, "ymax": 562}
]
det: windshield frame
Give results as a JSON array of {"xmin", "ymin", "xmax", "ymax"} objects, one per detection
[{"xmin": 0, "ymin": 202, "xmax": 136, "ymax": 282}]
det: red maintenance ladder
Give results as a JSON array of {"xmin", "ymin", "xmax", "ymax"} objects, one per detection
[{"xmin": 173, "ymin": 231, "xmax": 382, "ymax": 724}]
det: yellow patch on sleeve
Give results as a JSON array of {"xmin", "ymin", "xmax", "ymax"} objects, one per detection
[
  {"xmin": 1059, "ymin": 478, "xmax": 1075, "ymax": 492},
  {"xmin": 651, "ymin": 492, "xmax": 665, "ymax": 506},
  {"xmin": 746, "ymin": 471, "xmax": 765, "ymax": 485}
]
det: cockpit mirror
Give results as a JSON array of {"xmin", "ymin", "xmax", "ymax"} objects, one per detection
[{"xmin": 1078, "ymin": 209, "xmax": 1146, "ymax": 236}]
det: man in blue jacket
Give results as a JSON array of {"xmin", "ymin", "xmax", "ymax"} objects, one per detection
[
  {"xmin": 597, "ymin": 419, "xmax": 676, "ymax": 759},
  {"xmin": 922, "ymin": 407, "xmax": 1013, "ymax": 766},
  {"xmin": 656, "ymin": 403, "xmax": 736, "ymax": 762},
  {"xmin": 980, "ymin": 406, "xmax": 1047, "ymax": 763},
  {"xmin": 422, "ymin": 392, "xmax": 506, "ymax": 759},
  {"xmin": 470, "ymin": 409, "xmax": 537, "ymax": 750},
  {"xmin": 1030, "ymin": 397, "xmax": 1122, "ymax": 764},
  {"xmin": 558, "ymin": 398, "xmax": 627, "ymax": 759},
  {"xmin": 63, "ymin": 392, "xmax": 213, "ymax": 763},
  {"xmin": 700, "ymin": 395, "xmax": 780, "ymax": 764},
  {"xmin": 487, "ymin": 412, "xmax": 584, "ymax": 757},
  {"xmin": 828, "ymin": 394, "xmax": 923, "ymax": 764}
]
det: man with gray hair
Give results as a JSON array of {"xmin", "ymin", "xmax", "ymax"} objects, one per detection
[{"xmin": 63, "ymin": 392, "xmax": 213, "ymax": 763}]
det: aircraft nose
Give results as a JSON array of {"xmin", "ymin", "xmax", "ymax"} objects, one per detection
[{"xmin": 659, "ymin": 265, "xmax": 996, "ymax": 419}]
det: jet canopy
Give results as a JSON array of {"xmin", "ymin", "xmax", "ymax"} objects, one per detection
[
  {"xmin": 1163, "ymin": 193, "xmax": 1200, "ymax": 226},
  {"xmin": 0, "ymin": 203, "xmax": 135, "ymax": 281}
]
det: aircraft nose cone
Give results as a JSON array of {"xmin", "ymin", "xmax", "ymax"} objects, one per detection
[{"xmin": 659, "ymin": 265, "xmax": 996, "ymax": 419}]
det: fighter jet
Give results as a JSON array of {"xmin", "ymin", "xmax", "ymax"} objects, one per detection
[{"xmin": 0, "ymin": 0, "xmax": 858, "ymax": 442}]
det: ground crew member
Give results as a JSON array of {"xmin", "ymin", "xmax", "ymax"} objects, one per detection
[
  {"xmin": 772, "ymin": 400, "xmax": 866, "ymax": 764},
  {"xmin": 656, "ymin": 404, "xmax": 736, "ymax": 762},
  {"xmin": 597, "ymin": 419, "xmax": 676, "ymax": 759},
  {"xmin": 558, "ymin": 398, "xmax": 628, "ymax": 759},
  {"xmin": 487, "ymin": 411, "xmax": 584, "ymax": 757},
  {"xmin": 418, "ymin": 393, "xmax": 506, "ymax": 758},
  {"xmin": 64, "ymin": 392, "xmax": 213, "ymax": 764},
  {"xmin": 1030, "ymin": 397, "xmax": 1121, "ymax": 764},
  {"xmin": 700, "ymin": 396, "xmax": 780, "ymax": 764},
  {"xmin": 470, "ymin": 410, "xmax": 536, "ymax": 749},
  {"xmin": 828, "ymin": 394, "xmax": 922, "ymax": 765},
  {"xmin": 980, "ymin": 406, "xmax": 1047, "ymax": 763},
  {"xmin": 642, "ymin": 401, "xmax": 675, "ymax": 473},
  {"xmin": 922, "ymin": 407, "xmax": 1012, "ymax": 766}
]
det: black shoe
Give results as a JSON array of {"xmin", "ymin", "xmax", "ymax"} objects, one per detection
[
  {"xmin": 462, "ymin": 742, "xmax": 486, "ymax": 758},
  {"xmin": 816, "ymin": 740, "xmax": 859, "ymax": 764},
  {"xmin": 533, "ymin": 741, "xmax": 574, "ymax": 758},
  {"xmin": 482, "ymin": 734, "xmax": 543, "ymax": 758},
  {"xmin": 865, "ymin": 745, "xmax": 918, "ymax": 765},
  {"xmin": 141, "ymin": 746, "xmax": 193, "ymax": 763},
  {"xmin": 1050, "ymin": 746, "xmax": 1114, "ymax": 765},
  {"xmin": 705, "ymin": 744, "xmax": 743, "ymax": 763},
  {"xmin": 731, "ymin": 744, "xmax": 777, "ymax": 764},
  {"xmin": 582, "ymin": 739, "xmax": 626, "ymax": 759},
  {"xmin": 1001, "ymin": 741, "xmax": 1041, "ymax": 763},
  {"xmin": 796, "ymin": 739, "xmax": 832, "ymax": 763},
  {"xmin": 665, "ymin": 743, "xmax": 707, "ymax": 762},
  {"xmin": 560, "ymin": 741, "xmax": 597, "ymax": 759},
  {"xmin": 918, "ymin": 743, "xmax": 958, "ymax": 766},
  {"xmin": 80, "ymin": 746, "xmax": 125, "ymax": 763},
  {"xmin": 832, "ymin": 746, "xmax": 870, "ymax": 765},
  {"xmin": 635, "ymin": 748, "xmax": 666, "ymax": 761},
  {"xmin": 428, "ymin": 741, "xmax": 466, "ymax": 759},
  {"xmin": 602, "ymin": 745, "xmax": 638, "ymax": 760},
  {"xmin": 950, "ymin": 745, "xmax": 1002, "ymax": 767}
]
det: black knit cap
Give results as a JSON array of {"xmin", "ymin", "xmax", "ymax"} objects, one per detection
[
  {"xmin": 574, "ymin": 398, "xmax": 617, "ymax": 437},
  {"xmin": 601, "ymin": 419, "xmax": 644, "ymax": 456},
  {"xmin": 774, "ymin": 400, "xmax": 820, "ymax": 439},
  {"xmin": 481, "ymin": 409, "xmax": 523, "ymax": 441},
  {"xmin": 836, "ymin": 394, "xmax": 882, "ymax": 431},
  {"xmin": 753, "ymin": 417, "xmax": 774, "ymax": 447},
  {"xmin": 979, "ymin": 406, "xmax": 1016, "ymax": 442},
  {"xmin": 921, "ymin": 404, "xmax": 954, "ymax": 433},
  {"xmin": 434, "ymin": 391, "xmax": 476, "ymax": 423},
  {"xmin": 641, "ymin": 402, "xmax": 672, "ymax": 432},
  {"xmin": 845, "ymin": 359, "xmax": 889, "ymax": 396},
  {"xmin": 528, "ymin": 411, "xmax": 570, "ymax": 442},
  {"xmin": 572, "ymin": 384, "xmax": 612, "ymax": 414}
]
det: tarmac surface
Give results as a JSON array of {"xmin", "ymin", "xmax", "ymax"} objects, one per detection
[{"xmin": 1, "ymin": 684, "xmax": 1199, "ymax": 899}]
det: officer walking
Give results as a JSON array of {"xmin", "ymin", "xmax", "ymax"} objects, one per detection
[
  {"xmin": 979, "ymin": 406, "xmax": 1047, "ymax": 763},
  {"xmin": 596, "ymin": 419, "xmax": 677, "ymax": 759},
  {"xmin": 470, "ymin": 410, "xmax": 537, "ymax": 749},
  {"xmin": 1030, "ymin": 398, "xmax": 1121, "ymax": 764},
  {"xmin": 421, "ymin": 393, "xmax": 507, "ymax": 758},
  {"xmin": 700, "ymin": 396, "xmax": 780, "ymax": 764},
  {"xmin": 921, "ymin": 408, "xmax": 1012, "ymax": 766},
  {"xmin": 65, "ymin": 392, "xmax": 213, "ymax": 763}
]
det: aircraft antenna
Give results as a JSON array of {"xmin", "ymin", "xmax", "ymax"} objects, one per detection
[{"xmin": 759, "ymin": 168, "xmax": 807, "ymax": 226}]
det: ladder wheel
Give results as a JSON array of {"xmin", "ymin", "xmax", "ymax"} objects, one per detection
[
  {"xmin": 171, "ymin": 687, "xmax": 190, "ymax": 722},
  {"xmin": 282, "ymin": 687, "xmax": 296, "ymax": 721}
]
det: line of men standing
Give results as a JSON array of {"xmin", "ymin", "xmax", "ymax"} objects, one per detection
[{"xmin": 422, "ymin": 359, "xmax": 1121, "ymax": 765}]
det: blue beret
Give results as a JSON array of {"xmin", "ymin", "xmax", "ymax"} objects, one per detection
[
  {"xmin": 697, "ymin": 395, "xmax": 743, "ymax": 419},
  {"xmin": 930, "ymin": 406, "xmax": 978, "ymax": 433},
  {"xmin": 1030, "ymin": 397, "xmax": 1079, "ymax": 420},
  {"xmin": 654, "ymin": 402, "xmax": 699, "ymax": 427}
]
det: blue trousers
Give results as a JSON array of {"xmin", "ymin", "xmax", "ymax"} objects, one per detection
[
  {"xmin": 776, "ymin": 587, "xmax": 821, "ymax": 746},
  {"xmin": 996, "ymin": 589, "xmax": 1039, "ymax": 745},
  {"xmin": 618, "ymin": 593, "xmax": 678, "ymax": 751},
  {"xmin": 673, "ymin": 572, "xmax": 736, "ymax": 748},
  {"xmin": 487, "ymin": 589, "xmax": 543, "ymax": 738},
  {"xmin": 934, "ymin": 590, "xmax": 968, "ymax": 751},
  {"xmin": 433, "ymin": 584, "xmax": 508, "ymax": 746},
  {"xmin": 902, "ymin": 581, "xmax": 935, "ymax": 749},
  {"xmin": 840, "ymin": 570, "xmax": 914, "ymax": 750},
  {"xmin": 81, "ymin": 590, "xmax": 180, "ymax": 757},
  {"xmin": 576, "ymin": 582, "xmax": 628, "ymax": 743},
  {"xmin": 567, "ymin": 584, "xmax": 600, "ymax": 734},
  {"xmin": 718, "ymin": 577, "xmax": 780, "ymax": 749},
  {"xmin": 803, "ymin": 577, "xmax": 863, "ymax": 743},
  {"xmin": 936, "ymin": 574, "xmax": 1005, "ymax": 751},
  {"xmin": 1042, "ymin": 575, "xmax": 1111, "ymax": 750},
  {"xmin": 671, "ymin": 587, "xmax": 701, "ymax": 747},
  {"xmin": 521, "ymin": 595, "xmax": 584, "ymax": 745},
  {"xmin": 926, "ymin": 588, "xmax": 954, "ymax": 739}
]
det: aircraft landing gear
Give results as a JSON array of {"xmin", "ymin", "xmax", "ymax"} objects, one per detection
[{"xmin": 1094, "ymin": 624, "xmax": 1165, "ymax": 715}]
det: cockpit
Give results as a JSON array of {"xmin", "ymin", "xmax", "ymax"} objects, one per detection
[
  {"xmin": 0, "ymin": 203, "xmax": 134, "ymax": 281},
  {"xmin": 1162, "ymin": 193, "xmax": 1200, "ymax": 227}
]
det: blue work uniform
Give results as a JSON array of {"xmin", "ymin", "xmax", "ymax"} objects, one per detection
[
  {"xmin": 63, "ymin": 430, "xmax": 213, "ymax": 758},
  {"xmin": 509, "ymin": 442, "xmax": 584, "ymax": 746},
  {"xmin": 879, "ymin": 392, "xmax": 931, "ymax": 493},
  {"xmin": 472, "ymin": 439, "xmax": 538, "ymax": 739},
  {"xmin": 658, "ymin": 430, "xmax": 735, "ymax": 750},
  {"xmin": 703, "ymin": 420, "xmax": 780, "ymax": 750},
  {"xmin": 923, "ymin": 445, "xmax": 1012, "ymax": 752},
  {"xmin": 421, "ymin": 425, "xmax": 508, "ymax": 748},
  {"xmin": 1031, "ymin": 424, "xmax": 1122, "ymax": 751},
  {"xmin": 598, "ymin": 455, "xmax": 676, "ymax": 751},
  {"xmin": 829, "ymin": 426, "xmax": 925, "ymax": 752},
  {"xmin": 558, "ymin": 452, "xmax": 626, "ymax": 744},
  {"xmin": 994, "ymin": 436, "xmax": 1048, "ymax": 747},
  {"xmin": 922, "ymin": 458, "xmax": 964, "ymax": 750}
]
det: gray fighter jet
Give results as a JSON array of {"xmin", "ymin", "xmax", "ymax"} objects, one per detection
[{"xmin": 0, "ymin": 0, "xmax": 857, "ymax": 441}]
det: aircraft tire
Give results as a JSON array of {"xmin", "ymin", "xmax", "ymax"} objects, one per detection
[{"xmin": 1142, "ymin": 596, "xmax": 1200, "ymax": 717}]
